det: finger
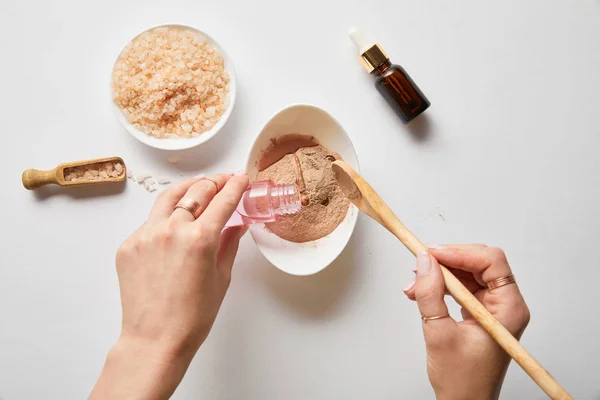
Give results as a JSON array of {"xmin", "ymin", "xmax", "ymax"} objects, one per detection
[
  {"xmin": 403, "ymin": 279, "xmax": 416, "ymax": 300},
  {"xmin": 148, "ymin": 176, "xmax": 204, "ymax": 222},
  {"xmin": 436, "ymin": 244, "xmax": 487, "ymax": 250},
  {"xmin": 446, "ymin": 267, "xmax": 483, "ymax": 293},
  {"xmin": 217, "ymin": 225, "xmax": 248, "ymax": 280},
  {"xmin": 415, "ymin": 251, "xmax": 456, "ymax": 330},
  {"xmin": 404, "ymin": 269, "xmax": 420, "ymax": 300},
  {"xmin": 171, "ymin": 174, "xmax": 231, "ymax": 223},
  {"xmin": 429, "ymin": 246, "xmax": 513, "ymax": 286},
  {"xmin": 406, "ymin": 258, "xmax": 481, "ymax": 302},
  {"xmin": 198, "ymin": 173, "xmax": 249, "ymax": 231}
]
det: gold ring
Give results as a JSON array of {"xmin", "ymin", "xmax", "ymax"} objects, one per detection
[
  {"xmin": 174, "ymin": 198, "xmax": 204, "ymax": 219},
  {"xmin": 487, "ymin": 274, "xmax": 516, "ymax": 291},
  {"xmin": 203, "ymin": 178, "xmax": 219, "ymax": 193},
  {"xmin": 421, "ymin": 313, "xmax": 450, "ymax": 323}
]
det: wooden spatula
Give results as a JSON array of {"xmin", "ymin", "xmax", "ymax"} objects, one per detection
[
  {"xmin": 22, "ymin": 157, "xmax": 126, "ymax": 190},
  {"xmin": 331, "ymin": 160, "xmax": 571, "ymax": 400}
]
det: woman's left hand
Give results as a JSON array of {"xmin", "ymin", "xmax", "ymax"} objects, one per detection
[{"xmin": 90, "ymin": 172, "xmax": 249, "ymax": 400}]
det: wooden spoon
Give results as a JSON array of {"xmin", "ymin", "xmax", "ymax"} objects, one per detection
[
  {"xmin": 331, "ymin": 160, "xmax": 571, "ymax": 400},
  {"xmin": 22, "ymin": 157, "xmax": 126, "ymax": 190}
]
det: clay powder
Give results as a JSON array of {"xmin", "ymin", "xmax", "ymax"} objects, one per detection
[{"xmin": 256, "ymin": 136, "xmax": 350, "ymax": 243}]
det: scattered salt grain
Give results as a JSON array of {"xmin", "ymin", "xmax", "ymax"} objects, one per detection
[
  {"xmin": 136, "ymin": 173, "xmax": 151, "ymax": 183},
  {"xmin": 127, "ymin": 168, "xmax": 173, "ymax": 193},
  {"xmin": 141, "ymin": 178, "xmax": 156, "ymax": 192}
]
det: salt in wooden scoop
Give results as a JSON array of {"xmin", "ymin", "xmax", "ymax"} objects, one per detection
[
  {"xmin": 22, "ymin": 157, "xmax": 126, "ymax": 190},
  {"xmin": 331, "ymin": 160, "xmax": 571, "ymax": 400}
]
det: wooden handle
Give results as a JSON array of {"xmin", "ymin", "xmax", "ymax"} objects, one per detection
[
  {"xmin": 331, "ymin": 161, "xmax": 572, "ymax": 399},
  {"xmin": 22, "ymin": 168, "xmax": 59, "ymax": 190}
]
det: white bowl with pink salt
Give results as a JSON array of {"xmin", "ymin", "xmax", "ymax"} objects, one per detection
[
  {"xmin": 111, "ymin": 25, "xmax": 236, "ymax": 150},
  {"xmin": 246, "ymin": 104, "xmax": 360, "ymax": 276}
]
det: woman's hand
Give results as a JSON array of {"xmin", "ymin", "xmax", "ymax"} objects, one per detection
[
  {"xmin": 403, "ymin": 245, "xmax": 530, "ymax": 400},
  {"xmin": 90, "ymin": 172, "xmax": 249, "ymax": 400}
]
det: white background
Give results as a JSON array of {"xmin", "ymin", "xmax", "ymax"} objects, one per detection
[{"xmin": 1, "ymin": 0, "xmax": 599, "ymax": 398}]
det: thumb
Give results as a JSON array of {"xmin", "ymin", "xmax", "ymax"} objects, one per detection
[{"xmin": 415, "ymin": 251, "xmax": 453, "ymax": 327}]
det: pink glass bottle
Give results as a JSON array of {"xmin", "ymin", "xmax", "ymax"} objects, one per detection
[{"xmin": 224, "ymin": 180, "xmax": 301, "ymax": 228}]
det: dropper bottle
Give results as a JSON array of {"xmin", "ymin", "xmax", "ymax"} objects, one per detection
[
  {"xmin": 349, "ymin": 28, "xmax": 430, "ymax": 124},
  {"xmin": 225, "ymin": 180, "xmax": 301, "ymax": 228}
]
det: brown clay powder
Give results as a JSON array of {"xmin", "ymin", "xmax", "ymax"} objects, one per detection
[{"xmin": 256, "ymin": 136, "xmax": 350, "ymax": 243}]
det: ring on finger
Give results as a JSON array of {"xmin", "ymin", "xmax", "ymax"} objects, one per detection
[
  {"xmin": 421, "ymin": 313, "xmax": 450, "ymax": 323},
  {"xmin": 174, "ymin": 197, "xmax": 204, "ymax": 220},
  {"xmin": 487, "ymin": 274, "xmax": 516, "ymax": 291},
  {"xmin": 203, "ymin": 178, "xmax": 219, "ymax": 193},
  {"xmin": 171, "ymin": 176, "xmax": 226, "ymax": 222}
]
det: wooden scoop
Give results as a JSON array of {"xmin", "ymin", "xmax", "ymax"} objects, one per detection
[
  {"xmin": 22, "ymin": 157, "xmax": 126, "ymax": 190},
  {"xmin": 331, "ymin": 160, "xmax": 571, "ymax": 400}
]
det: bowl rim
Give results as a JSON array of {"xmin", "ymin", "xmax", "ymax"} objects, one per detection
[
  {"xmin": 110, "ymin": 24, "xmax": 237, "ymax": 151},
  {"xmin": 245, "ymin": 103, "xmax": 360, "ymax": 276}
]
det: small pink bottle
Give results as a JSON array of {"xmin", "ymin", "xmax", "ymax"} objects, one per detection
[{"xmin": 225, "ymin": 180, "xmax": 301, "ymax": 228}]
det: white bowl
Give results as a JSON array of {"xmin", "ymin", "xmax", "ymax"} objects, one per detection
[
  {"xmin": 111, "ymin": 24, "xmax": 237, "ymax": 151},
  {"xmin": 246, "ymin": 104, "xmax": 360, "ymax": 276}
]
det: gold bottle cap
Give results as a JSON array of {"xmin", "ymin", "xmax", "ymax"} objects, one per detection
[
  {"xmin": 358, "ymin": 44, "xmax": 388, "ymax": 72},
  {"xmin": 349, "ymin": 28, "xmax": 389, "ymax": 73}
]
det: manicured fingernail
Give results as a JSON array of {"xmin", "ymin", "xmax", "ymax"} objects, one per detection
[
  {"xmin": 403, "ymin": 280, "xmax": 416, "ymax": 292},
  {"xmin": 417, "ymin": 251, "xmax": 432, "ymax": 276},
  {"xmin": 235, "ymin": 169, "xmax": 247, "ymax": 176},
  {"xmin": 195, "ymin": 173, "xmax": 206, "ymax": 179}
]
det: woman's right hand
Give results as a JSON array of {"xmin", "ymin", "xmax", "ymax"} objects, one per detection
[{"xmin": 403, "ymin": 245, "xmax": 530, "ymax": 400}]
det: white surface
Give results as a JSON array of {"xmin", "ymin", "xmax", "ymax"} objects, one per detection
[
  {"xmin": 112, "ymin": 24, "xmax": 237, "ymax": 150},
  {"xmin": 246, "ymin": 104, "xmax": 359, "ymax": 276},
  {"xmin": 1, "ymin": 0, "xmax": 599, "ymax": 398}
]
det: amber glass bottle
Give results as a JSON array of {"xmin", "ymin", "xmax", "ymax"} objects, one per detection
[{"xmin": 350, "ymin": 28, "xmax": 430, "ymax": 124}]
